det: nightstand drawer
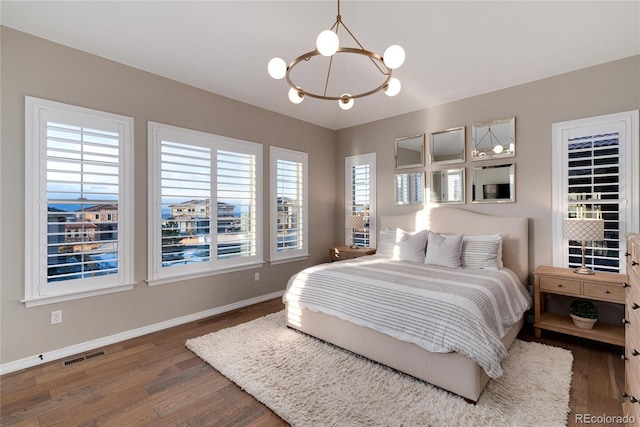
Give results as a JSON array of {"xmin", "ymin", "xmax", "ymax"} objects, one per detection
[
  {"xmin": 539, "ymin": 276, "xmax": 581, "ymax": 295},
  {"xmin": 583, "ymin": 281, "xmax": 625, "ymax": 303}
]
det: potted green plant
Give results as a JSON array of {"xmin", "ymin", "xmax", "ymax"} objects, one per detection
[{"xmin": 569, "ymin": 299, "xmax": 599, "ymax": 329}]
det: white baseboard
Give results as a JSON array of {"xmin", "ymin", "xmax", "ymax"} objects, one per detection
[{"xmin": 0, "ymin": 291, "xmax": 283, "ymax": 375}]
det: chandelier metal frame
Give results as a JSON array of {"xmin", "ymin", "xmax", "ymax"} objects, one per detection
[{"xmin": 286, "ymin": 47, "xmax": 392, "ymax": 102}]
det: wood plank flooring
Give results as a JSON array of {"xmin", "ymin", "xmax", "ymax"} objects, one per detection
[{"xmin": 1, "ymin": 298, "xmax": 625, "ymax": 426}]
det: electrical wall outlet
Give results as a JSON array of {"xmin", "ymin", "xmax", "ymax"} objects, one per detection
[
  {"xmin": 51, "ymin": 310, "xmax": 62, "ymax": 325},
  {"xmin": 254, "ymin": 272, "xmax": 260, "ymax": 282}
]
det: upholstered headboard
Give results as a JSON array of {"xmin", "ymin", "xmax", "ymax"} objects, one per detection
[{"xmin": 379, "ymin": 207, "xmax": 529, "ymax": 283}]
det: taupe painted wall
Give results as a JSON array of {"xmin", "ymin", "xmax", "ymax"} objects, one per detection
[
  {"xmin": 2, "ymin": 25, "xmax": 639, "ymax": 367},
  {"xmin": 0, "ymin": 27, "xmax": 336, "ymax": 364},
  {"xmin": 335, "ymin": 55, "xmax": 640, "ymax": 280}
]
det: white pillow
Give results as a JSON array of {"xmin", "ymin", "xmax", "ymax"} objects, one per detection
[
  {"xmin": 424, "ymin": 231, "xmax": 463, "ymax": 268},
  {"xmin": 392, "ymin": 228, "xmax": 429, "ymax": 263},
  {"xmin": 461, "ymin": 234, "xmax": 503, "ymax": 270},
  {"xmin": 376, "ymin": 228, "xmax": 397, "ymax": 258}
]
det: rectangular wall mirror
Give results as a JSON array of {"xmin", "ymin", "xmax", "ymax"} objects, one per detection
[
  {"xmin": 472, "ymin": 117, "xmax": 515, "ymax": 160},
  {"xmin": 430, "ymin": 168, "xmax": 465, "ymax": 204},
  {"xmin": 429, "ymin": 126, "xmax": 465, "ymax": 164},
  {"xmin": 472, "ymin": 163, "xmax": 515, "ymax": 203},
  {"xmin": 395, "ymin": 134, "xmax": 425, "ymax": 169},
  {"xmin": 395, "ymin": 172, "xmax": 424, "ymax": 205}
]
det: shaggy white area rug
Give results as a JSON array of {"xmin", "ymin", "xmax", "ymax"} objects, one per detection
[{"xmin": 186, "ymin": 311, "xmax": 573, "ymax": 426}]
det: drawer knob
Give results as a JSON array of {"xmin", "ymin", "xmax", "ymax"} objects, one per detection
[
  {"xmin": 623, "ymin": 282, "xmax": 630, "ymax": 288},
  {"xmin": 633, "ymin": 260, "xmax": 639, "ymax": 266},
  {"xmin": 605, "ymin": 290, "xmax": 610, "ymax": 294},
  {"xmin": 622, "ymin": 318, "xmax": 631, "ymax": 325},
  {"xmin": 557, "ymin": 284, "xmax": 563, "ymax": 288},
  {"xmin": 626, "ymin": 252, "xmax": 631, "ymax": 257},
  {"xmin": 633, "ymin": 303, "xmax": 640, "ymax": 310},
  {"xmin": 632, "ymin": 349, "xmax": 640, "ymax": 357},
  {"xmin": 622, "ymin": 392, "xmax": 638, "ymax": 403}
]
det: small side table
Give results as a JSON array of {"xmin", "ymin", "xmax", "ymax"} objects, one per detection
[
  {"xmin": 329, "ymin": 245, "xmax": 376, "ymax": 263},
  {"xmin": 533, "ymin": 265, "xmax": 626, "ymax": 346}
]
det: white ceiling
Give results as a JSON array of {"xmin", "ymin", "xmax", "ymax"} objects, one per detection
[{"xmin": 2, "ymin": 1, "xmax": 639, "ymax": 130}]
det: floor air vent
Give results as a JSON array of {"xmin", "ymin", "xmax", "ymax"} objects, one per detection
[
  {"xmin": 64, "ymin": 357, "xmax": 86, "ymax": 366},
  {"xmin": 63, "ymin": 350, "xmax": 105, "ymax": 366},
  {"xmin": 85, "ymin": 350, "xmax": 105, "ymax": 360}
]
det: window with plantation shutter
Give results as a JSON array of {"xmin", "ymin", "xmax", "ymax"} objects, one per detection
[
  {"xmin": 552, "ymin": 111, "xmax": 639, "ymax": 274},
  {"xmin": 345, "ymin": 153, "xmax": 376, "ymax": 248},
  {"xmin": 148, "ymin": 122, "xmax": 262, "ymax": 284},
  {"xmin": 270, "ymin": 147, "xmax": 308, "ymax": 263},
  {"xmin": 446, "ymin": 171, "xmax": 462, "ymax": 202},
  {"xmin": 24, "ymin": 97, "xmax": 134, "ymax": 307}
]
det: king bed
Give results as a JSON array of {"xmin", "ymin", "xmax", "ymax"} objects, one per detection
[{"xmin": 283, "ymin": 207, "xmax": 531, "ymax": 402}]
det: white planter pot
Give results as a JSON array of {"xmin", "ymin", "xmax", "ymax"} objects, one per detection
[{"xmin": 570, "ymin": 314, "xmax": 597, "ymax": 330}]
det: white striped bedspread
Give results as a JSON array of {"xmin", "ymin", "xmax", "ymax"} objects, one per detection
[{"xmin": 283, "ymin": 256, "xmax": 532, "ymax": 378}]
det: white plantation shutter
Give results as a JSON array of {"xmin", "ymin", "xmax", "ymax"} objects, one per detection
[
  {"xmin": 270, "ymin": 147, "xmax": 308, "ymax": 263},
  {"xmin": 553, "ymin": 111, "xmax": 639, "ymax": 274},
  {"xmin": 396, "ymin": 173, "xmax": 409, "ymax": 203},
  {"xmin": 566, "ymin": 133, "xmax": 621, "ymax": 272},
  {"xmin": 46, "ymin": 122, "xmax": 121, "ymax": 281},
  {"xmin": 148, "ymin": 122, "xmax": 262, "ymax": 283},
  {"xmin": 216, "ymin": 149, "xmax": 257, "ymax": 260},
  {"xmin": 25, "ymin": 97, "xmax": 134, "ymax": 306},
  {"xmin": 160, "ymin": 140, "xmax": 211, "ymax": 270},
  {"xmin": 446, "ymin": 171, "xmax": 462, "ymax": 202},
  {"xmin": 345, "ymin": 153, "xmax": 376, "ymax": 248}
]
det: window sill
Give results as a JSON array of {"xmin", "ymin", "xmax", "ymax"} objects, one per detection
[
  {"xmin": 22, "ymin": 283, "xmax": 136, "ymax": 308},
  {"xmin": 147, "ymin": 261, "xmax": 265, "ymax": 287},
  {"xmin": 269, "ymin": 254, "xmax": 310, "ymax": 265}
]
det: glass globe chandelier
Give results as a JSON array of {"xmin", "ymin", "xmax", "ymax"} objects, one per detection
[{"xmin": 267, "ymin": 0, "xmax": 405, "ymax": 110}]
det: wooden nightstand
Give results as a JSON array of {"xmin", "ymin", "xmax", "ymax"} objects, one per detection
[
  {"xmin": 533, "ymin": 265, "xmax": 627, "ymax": 346},
  {"xmin": 329, "ymin": 245, "xmax": 376, "ymax": 262}
]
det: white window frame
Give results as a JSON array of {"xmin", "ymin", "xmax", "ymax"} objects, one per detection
[
  {"xmin": 552, "ymin": 110, "xmax": 639, "ymax": 273},
  {"xmin": 148, "ymin": 122, "xmax": 263, "ymax": 285},
  {"xmin": 345, "ymin": 153, "xmax": 377, "ymax": 248},
  {"xmin": 269, "ymin": 146, "xmax": 308, "ymax": 264},
  {"xmin": 24, "ymin": 97, "xmax": 134, "ymax": 307}
]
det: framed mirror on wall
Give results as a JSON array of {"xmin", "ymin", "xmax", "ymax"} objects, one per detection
[
  {"xmin": 395, "ymin": 172, "xmax": 424, "ymax": 205},
  {"xmin": 429, "ymin": 126, "xmax": 465, "ymax": 164},
  {"xmin": 472, "ymin": 117, "xmax": 515, "ymax": 160},
  {"xmin": 472, "ymin": 163, "xmax": 515, "ymax": 203},
  {"xmin": 430, "ymin": 168, "xmax": 465, "ymax": 204},
  {"xmin": 395, "ymin": 134, "xmax": 424, "ymax": 169}
]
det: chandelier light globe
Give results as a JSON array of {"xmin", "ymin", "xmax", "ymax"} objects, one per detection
[
  {"xmin": 383, "ymin": 45, "xmax": 405, "ymax": 69},
  {"xmin": 493, "ymin": 144, "xmax": 504, "ymax": 154},
  {"xmin": 288, "ymin": 87, "xmax": 304, "ymax": 104},
  {"xmin": 268, "ymin": 57, "xmax": 287, "ymax": 80},
  {"xmin": 316, "ymin": 30, "xmax": 340, "ymax": 56},
  {"xmin": 384, "ymin": 77, "xmax": 401, "ymax": 97},
  {"xmin": 339, "ymin": 94, "xmax": 354, "ymax": 110}
]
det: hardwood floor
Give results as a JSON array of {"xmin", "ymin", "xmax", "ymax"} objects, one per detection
[{"xmin": 1, "ymin": 298, "xmax": 625, "ymax": 426}]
